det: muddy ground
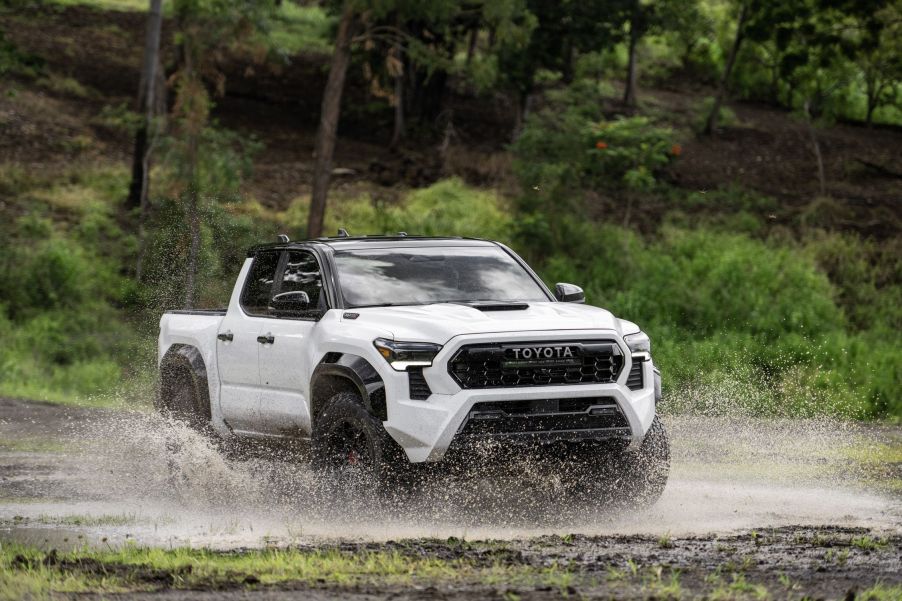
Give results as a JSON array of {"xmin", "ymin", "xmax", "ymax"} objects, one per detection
[{"xmin": 1, "ymin": 397, "xmax": 901, "ymax": 599}]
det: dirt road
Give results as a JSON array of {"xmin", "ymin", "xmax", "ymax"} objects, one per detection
[{"xmin": 1, "ymin": 397, "xmax": 901, "ymax": 599}]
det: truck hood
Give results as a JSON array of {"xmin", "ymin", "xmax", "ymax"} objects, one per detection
[{"xmin": 346, "ymin": 302, "xmax": 630, "ymax": 344}]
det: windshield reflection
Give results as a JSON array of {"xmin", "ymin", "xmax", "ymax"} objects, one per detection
[{"xmin": 333, "ymin": 246, "xmax": 549, "ymax": 307}]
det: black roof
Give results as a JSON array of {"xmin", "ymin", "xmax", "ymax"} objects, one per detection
[{"xmin": 246, "ymin": 235, "xmax": 496, "ymax": 256}]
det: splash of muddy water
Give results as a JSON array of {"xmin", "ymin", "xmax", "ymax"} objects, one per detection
[{"xmin": 0, "ymin": 400, "xmax": 899, "ymax": 549}]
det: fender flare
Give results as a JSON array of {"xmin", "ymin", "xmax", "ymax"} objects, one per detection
[
  {"xmin": 158, "ymin": 344, "xmax": 212, "ymax": 420},
  {"xmin": 310, "ymin": 354, "xmax": 386, "ymax": 421}
]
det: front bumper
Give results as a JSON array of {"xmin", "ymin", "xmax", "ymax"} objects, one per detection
[{"xmin": 380, "ymin": 329, "xmax": 659, "ymax": 463}]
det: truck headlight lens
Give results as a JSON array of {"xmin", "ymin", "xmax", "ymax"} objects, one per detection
[
  {"xmin": 624, "ymin": 331, "xmax": 651, "ymax": 355},
  {"xmin": 373, "ymin": 338, "xmax": 442, "ymax": 371}
]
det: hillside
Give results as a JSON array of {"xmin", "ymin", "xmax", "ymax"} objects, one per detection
[{"xmin": 0, "ymin": 1, "xmax": 899, "ymax": 417}]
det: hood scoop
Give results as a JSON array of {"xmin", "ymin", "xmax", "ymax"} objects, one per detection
[{"xmin": 450, "ymin": 301, "xmax": 530, "ymax": 311}]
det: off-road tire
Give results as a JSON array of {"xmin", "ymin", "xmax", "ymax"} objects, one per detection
[
  {"xmin": 605, "ymin": 416, "xmax": 670, "ymax": 508},
  {"xmin": 157, "ymin": 349, "xmax": 213, "ymax": 436},
  {"xmin": 311, "ymin": 391, "xmax": 412, "ymax": 495}
]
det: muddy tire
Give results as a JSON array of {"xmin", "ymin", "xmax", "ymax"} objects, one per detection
[
  {"xmin": 311, "ymin": 391, "xmax": 412, "ymax": 496},
  {"xmin": 604, "ymin": 416, "xmax": 670, "ymax": 508},
  {"xmin": 157, "ymin": 347, "xmax": 212, "ymax": 436}
]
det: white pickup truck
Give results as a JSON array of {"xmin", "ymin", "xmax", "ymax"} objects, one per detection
[{"xmin": 158, "ymin": 234, "xmax": 668, "ymax": 504}]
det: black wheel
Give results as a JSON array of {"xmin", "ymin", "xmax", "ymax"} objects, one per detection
[
  {"xmin": 157, "ymin": 347, "xmax": 213, "ymax": 436},
  {"xmin": 603, "ymin": 416, "xmax": 670, "ymax": 508},
  {"xmin": 311, "ymin": 391, "xmax": 411, "ymax": 495}
]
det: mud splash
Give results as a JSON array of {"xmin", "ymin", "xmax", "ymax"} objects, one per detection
[{"xmin": 0, "ymin": 398, "xmax": 899, "ymax": 549}]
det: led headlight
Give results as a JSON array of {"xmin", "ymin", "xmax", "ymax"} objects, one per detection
[
  {"xmin": 373, "ymin": 338, "xmax": 443, "ymax": 371},
  {"xmin": 624, "ymin": 331, "xmax": 651, "ymax": 355}
]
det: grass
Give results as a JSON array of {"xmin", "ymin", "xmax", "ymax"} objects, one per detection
[
  {"xmin": 0, "ymin": 543, "xmax": 586, "ymax": 597},
  {"xmin": 45, "ymin": 0, "xmax": 334, "ymax": 56},
  {"xmin": 851, "ymin": 536, "xmax": 889, "ymax": 552},
  {"xmin": 46, "ymin": 0, "xmax": 149, "ymax": 11}
]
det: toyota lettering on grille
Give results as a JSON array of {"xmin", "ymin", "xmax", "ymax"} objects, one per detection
[{"xmin": 503, "ymin": 345, "xmax": 581, "ymax": 368}]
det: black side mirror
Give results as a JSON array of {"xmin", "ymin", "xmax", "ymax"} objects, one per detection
[
  {"xmin": 554, "ymin": 283, "xmax": 585, "ymax": 303},
  {"xmin": 270, "ymin": 290, "xmax": 310, "ymax": 314}
]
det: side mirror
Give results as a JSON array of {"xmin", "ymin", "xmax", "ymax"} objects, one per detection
[
  {"xmin": 554, "ymin": 283, "xmax": 585, "ymax": 303},
  {"xmin": 270, "ymin": 290, "xmax": 310, "ymax": 314}
]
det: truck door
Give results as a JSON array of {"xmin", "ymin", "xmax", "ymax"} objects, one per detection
[
  {"xmin": 256, "ymin": 249, "xmax": 325, "ymax": 437},
  {"xmin": 216, "ymin": 250, "xmax": 281, "ymax": 435}
]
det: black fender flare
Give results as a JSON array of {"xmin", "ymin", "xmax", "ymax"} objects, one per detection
[
  {"xmin": 158, "ymin": 344, "xmax": 212, "ymax": 420},
  {"xmin": 310, "ymin": 354, "xmax": 386, "ymax": 421}
]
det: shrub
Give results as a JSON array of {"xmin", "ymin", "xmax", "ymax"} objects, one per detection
[{"xmin": 283, "ymin": 178, "xmax": 513, "ymax": 241}]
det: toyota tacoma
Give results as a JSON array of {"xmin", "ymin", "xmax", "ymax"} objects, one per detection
[{"xmin": 157, "ymin": 234, "xmax": 669, "ymax": 504}]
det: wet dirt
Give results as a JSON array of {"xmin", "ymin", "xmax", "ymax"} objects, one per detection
[{"xmin": 1, "ymin": 397, "xmax": 901, "ymax": 599}]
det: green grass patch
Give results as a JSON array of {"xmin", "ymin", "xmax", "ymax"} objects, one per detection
[
  {"xmin": 46, "ymin": 0, "xmax": 152, "ymax": 12},
  {"xmin": 0, "ymin": 543, "xmax": 585, "ymax": 597}
]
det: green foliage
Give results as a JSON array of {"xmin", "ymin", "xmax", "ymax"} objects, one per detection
[
  {"xmin": 538, "ymin": 221, "xmax": 897, "ymax": 418},
  {"xmin": 284, "ymin": 178, "xmax": 512, "ymax": 241},
  {"xmin": 511, "ymin": 79, "xmax": 678, "ymax": 255},
  {"xmin": 269, "ymin": 2, "xmax": 334, "ymax": 56}
]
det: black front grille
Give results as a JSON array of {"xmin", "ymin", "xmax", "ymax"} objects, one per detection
[
  {"xmin": 449, "ymin": 340, "xmax": 623, "ymax": 388},
  {"xmin": 458, "ymin": 397, "xmax": 629, "ymax": 436},
  {"xmin": 626, "ymin": 360, "xmax": 644, "ymax": 390},
  {"xmin": 408, "ymin": 367, "xmax": 432, "ymax": 400}
]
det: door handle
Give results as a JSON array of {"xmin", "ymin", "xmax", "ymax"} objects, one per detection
[
  {"xmin": 217, "ymin": 331, "xmax": 233, "ymax": 342},
  {"xmin": 257, "ymin": 333, "xmax": 275, "ymax": 345}
]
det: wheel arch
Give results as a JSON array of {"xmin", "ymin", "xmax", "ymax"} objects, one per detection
[
  {"xmin": 310, "ymin": 353, "xmax": 386, "ymax": 422},
  {"xmin": 158, "ymin": 343, "xmax": 212, "ymax": 420}
]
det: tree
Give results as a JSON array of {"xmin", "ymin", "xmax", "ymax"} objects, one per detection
[
  {"xmin": 703, "ymin": 0, "xmax": 749, "ymax": 134},
  {"xmin": 132, "ymin": 0, "xmax": 165, "ymax": 282},
  {"xmin": 849, "ymin": 1, "xmax": 902, "ymax": 126},
  {"xmin": 305, "ymin": 0, "xmax": 530, "ymax": 237},
  {"xmin": 167, "ymin": 0, "xmax": 274, "ymax": 307},
  {"xmin": 308, "ymin": 2, "xmax": 355, "ymax": 240},
  {"xmin": 127, "ymin": 0, "xmax": 164, "ymax": 214}
]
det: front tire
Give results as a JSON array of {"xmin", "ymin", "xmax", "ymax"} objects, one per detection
[
  {"xmin": 605, "ymin": 416, "xmax": 670, "ymax": 508},
  {"xmin": 311, "ymin": 391, "xmax": 411, "ymax": 495}
]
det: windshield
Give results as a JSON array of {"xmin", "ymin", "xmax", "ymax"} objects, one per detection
[{"xmin": 333, "ymin": 246, "xmax": 550, "ymax": 308}]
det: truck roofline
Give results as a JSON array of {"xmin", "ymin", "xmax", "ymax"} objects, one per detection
[{"xmin": 246, "ymin": 235, "xmax": 497, "ymax": 257}]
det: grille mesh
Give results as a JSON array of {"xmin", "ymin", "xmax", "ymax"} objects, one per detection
[
  {"xmin": 449, "ymin": 341, "xmax": 623, "ymax": 389},
  {"xmin": 459, "ymin": 397, "xmax": 629, "ymax": 436}
]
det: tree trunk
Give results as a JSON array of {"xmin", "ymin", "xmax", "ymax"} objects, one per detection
[
  {"xmin": 703, "ymin": 2, "xmax": 747, "ymax": 135},
  {"xmin": 134, "ymin": 57, "xmax": 166, "ymax": 282},
  {"xmin": 390, "ymin": 40, "xmax": 404, "ymax": 148},
  {"xmin": 181, "ymin": 42, "xmax": 201, "ymax": 309},
  {"xmin": 307, "ymin": 3, "xmax": 355, "ymax": 239},
  {"xmin": 623, "ymin": 1, "xmax": 640, "ymax": 107},
  {"xmin": 803, "ymin": 100, "xmax": 827, "ymax": 197},
  {"xmin": 465, "ymin": 26, "xmax": 478, "ymax": 66},
  {"xmin": 126, "ymin": 0, "xmax": 164, "ymax": 211}
]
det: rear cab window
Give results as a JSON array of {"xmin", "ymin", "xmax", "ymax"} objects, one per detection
[{"xmin": 240, "ymin": 251, "xmax": 281, "ymax": 316}]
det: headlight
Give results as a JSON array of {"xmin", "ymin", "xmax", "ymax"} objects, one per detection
[
  {"xmin": 624, "ymin": 331, "xmax": 651, "ymax": 355},
  {"xmin": 373, "ymin": 338, "xmax": 443, "ymax": 371}
]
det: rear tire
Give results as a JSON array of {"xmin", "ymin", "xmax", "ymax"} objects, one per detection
[
  {"xmin": 157, "ymin": 347, "xmax": 213, "ymax": 436},
  {"xmin": 311, "ymin": 391, "xmax": 412, "ymax": 496}
]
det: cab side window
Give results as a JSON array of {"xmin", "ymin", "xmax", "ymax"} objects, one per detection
[
  {"xmin": 240, "ymin": 251, "xmax": 281, "ymax": 316},
  {"xmin": 278, "ymin": 250, "xmax": 326, "ymax": 314}
]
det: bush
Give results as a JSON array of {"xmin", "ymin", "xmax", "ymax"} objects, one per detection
[
  {"xmin": 536, "ymin": 223, "xmax": 902, "ymax": 418},
  {"xmin": 283, "ymin": 178, "xmax": 513, "ymax": 241}
]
